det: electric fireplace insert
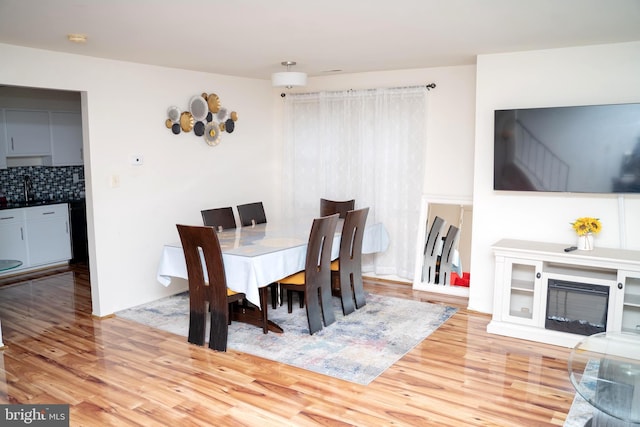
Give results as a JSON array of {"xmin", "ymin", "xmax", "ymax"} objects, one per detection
[{"xmin": 545, "ymin": 279, "xmax": 610, "ymax": 336}]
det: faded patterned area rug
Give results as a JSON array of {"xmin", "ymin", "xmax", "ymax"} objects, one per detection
[
  {"xmin": 117, "ymin": 292, "xmax": 457, "ymax": 385},
  {"xmin": 564, "ymin": 360, "xmax": 598, "ymax": 427}
]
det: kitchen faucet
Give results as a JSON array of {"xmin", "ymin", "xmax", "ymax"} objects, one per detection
[{"xmin": 23, "ymin": 175, "xmax": 33, "ymax": 202}]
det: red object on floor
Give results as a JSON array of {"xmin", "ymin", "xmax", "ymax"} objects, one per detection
[{"xmin": 451, "ymin": 272, "xmax": 470, "ymax": 287}]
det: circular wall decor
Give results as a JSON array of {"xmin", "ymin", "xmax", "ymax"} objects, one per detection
[
  {"xmin": 166, "ymin": 92, "xmax": 238, "ymax": 146},
  {"xmin": 194, "ymin": 121, "xmax": 205, "ymax": 136},
  {"xmin": 189, "ymin": 95, "xmax": 208, "ymax": 121},
  {"xmin": 179, "ymin": 111, "xmax": 194, "ymax": 132},
  {"xmin": 207, "ymin": 93, "xmax": 221, "ymax": 113},
  {"xmin": 203, "ymin": 122, "xmax": 221, "ymax": 146},
  {"xmin": 167, "ymin": 106, "xmax": 181, "ymax": 123}
]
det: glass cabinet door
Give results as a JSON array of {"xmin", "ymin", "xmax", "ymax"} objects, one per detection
[
  {"xmin": 618, "ymin": 270, "xmax": 640, "ymax": 334},
  {"xmin": 504, "ymin": 259, "xmax": 543, "ymax": 326}
]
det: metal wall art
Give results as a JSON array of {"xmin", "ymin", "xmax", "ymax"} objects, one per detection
[{"xmin": 165, "ymin": 93, "xmax": 238, "ymax": 146}]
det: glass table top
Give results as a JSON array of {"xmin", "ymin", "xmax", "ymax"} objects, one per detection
[
  {"xmin": 0, "ymin": 259, "xmax": 23, "ymax": 272},
  {"xmin": 568, "ymin": 331, "xmax": 640, "ymax": 424}
]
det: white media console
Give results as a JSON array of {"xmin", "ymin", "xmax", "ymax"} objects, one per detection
[{"xmin": 487, "ymin": 239, "xmax": 640, "ymax": 348}]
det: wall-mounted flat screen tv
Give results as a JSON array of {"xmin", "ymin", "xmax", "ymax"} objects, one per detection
[{"xmin": 494, "ymin": 103, "xmax": 640, "ymax": 193}]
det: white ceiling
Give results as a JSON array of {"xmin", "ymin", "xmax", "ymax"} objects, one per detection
[{"xmin": 1, "ymin": 0, "xmax": 639, "ymax": 80}]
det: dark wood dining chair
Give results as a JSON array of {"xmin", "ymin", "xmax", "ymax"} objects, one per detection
[
  {"xmin": 236, "ymin": 201, "xmax": 279, "ymax": 308},
  {"xmin": 236, "ymin": 202, "xmax": 267, "ymax": 226},
  {"xmin": 422, "ymin": 216, "xmax": 445, "ymax": 284},
  {"xmin": 278, "ymin": 214, "xmax": 339, "ymax": 335},
  {"xmin": 176, "ymin": 224, "xmax": 245, "ymax": 351},
  {"xmin": 330, "ymin": 207, "xmax": 369, "ymax": 315},
  {"xmin": 320, "ymin": 198, "xmax": 355, "ymax": 219},
  {"xmin": 437, "ymin": 225, "xmax": 459, "ymax": 285},
  {"xmin": 201, "ymin": 207, "xmax": 236, "ymax": 231}
]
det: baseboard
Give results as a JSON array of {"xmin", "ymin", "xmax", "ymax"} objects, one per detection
[{"xmin": 487, "ymin": 320, "xmax": 583, "ymax": 348}]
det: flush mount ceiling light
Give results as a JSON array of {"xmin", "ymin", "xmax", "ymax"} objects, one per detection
[
  {"xmin": 271, "ymin": 61, "xmax": 307, "ymax": 88},
  {"xmin": 67, "ymin": 33, "xmax": 87, "ymax": 43}
]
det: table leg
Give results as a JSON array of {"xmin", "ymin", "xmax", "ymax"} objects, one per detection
[{"xmin": 230, "ymin": 288, "xmax": 283, "ymax": 334}]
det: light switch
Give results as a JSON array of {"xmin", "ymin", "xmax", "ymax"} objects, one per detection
[{"xmin": 110, "ymin": 175, "xmax": 120, "ymax": 188}]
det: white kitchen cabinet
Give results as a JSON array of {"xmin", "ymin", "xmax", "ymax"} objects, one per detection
[
  {"xmin": 488, "ymin": 239, "xmax": 640, "ymax": 347},
  {"xmin": 25, "ymin": 204, "xmax": 72, "ymax": 266},
  {"xmin": 0, "ymin": 209, "xmax": 28, "ymax": 271},
  {"xmin": 0, "ymin": 110, "xmax": 7, "ymax": 169},
  {"xmin": 50, "ymin": 111, "xmax": 83, "ymax": 166},
  {"xmin": 0, "ymin": 204, "xmax": 71, "ymax": 276},
  {"xmin": 5, "ymin": 109, "xmax": 52, "ymax": 156}
]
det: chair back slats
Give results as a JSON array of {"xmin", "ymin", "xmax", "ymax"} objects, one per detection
[
  {"xmin": 237, "ymin": 202, "xmax": 267, "ymax": 226},
  {"xmin": 201, "ymin": 207, "xmax": 236, "ymax": 231},
  {"xmin": 176, "ymin": 224, "xmax": 230, "ymax": 351},
  {"xmin": 320, "ymin": 198, "xmax": 355, "ymax": 219},
  {"xmin": 422, "ymin": 216, "xmax": 445, "ymax": 283},
  {"xmin": 337, "ymin": 207, "xmax": 369, "ymax": 314},
  {"xmin": 438, "ymin": 225, "xmax": 460, "ymax": 286},
  {"xmin": 304, "ymin": 213, "xmax": 340, "ymax": 334}
]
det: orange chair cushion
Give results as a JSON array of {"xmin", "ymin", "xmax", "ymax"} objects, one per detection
[
  {"xmin": 330, "ymin": 259, "xmax": 339, "ymax": 271},
  {"xmin": 227, "ymin": 288, "xmax": 241, "ymax": 297},
  {"xmin": 278, "ymin": 270, "xmax": 305, "ymax": 285}
]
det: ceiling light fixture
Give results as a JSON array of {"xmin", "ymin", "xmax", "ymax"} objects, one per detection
[
  {"xmin": 67, "ymin": 33, "xmax": 87, "ymax": 43},
  {"xmin": 272, "ymin": 61, "xmax": 307, "ymax": 88}
]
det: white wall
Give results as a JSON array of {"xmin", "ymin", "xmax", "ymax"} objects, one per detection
[
  {"xmin": 470, "ymin": 41, "xmax": 640, "ymax": 314},
  {"xmin": 0, "ymin": 43, "xmax": 278, "ymax": 315}
]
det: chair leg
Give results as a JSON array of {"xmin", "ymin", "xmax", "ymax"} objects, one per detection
[
  {"xmin": 352, "ymin": 271, "xmax": 366, "ymax": 309},
  {"xmin": 319, "ymin": 281, "xmax": 336, "ymax": 327},
  {"xmin": 188, "ymin": 310, "xmax": 206, "ymax": 346},
  {"xmin": 208, "ymin": 307, "xmax": 228, "ymax": 352},
  {"xmin": 287, "ymin": 290, "xmax": 293, "ymax": 313},
  {"xmin": 331, "ymin": 270, "xmax": 341, "ymax": 296},
  {"xmin": 339, "ymin": 269, "xmax": 356, "ymax": 315},
  {"xmin": 305, "ymin": 287, "xmax": 324, "ymax": 335},
  {"xmin": 270, "ymin": 283, "xmax": 278, "ymax": 309}
]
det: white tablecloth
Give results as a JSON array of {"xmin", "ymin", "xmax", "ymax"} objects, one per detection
[{"xmin": 157, "ymin": 220, "xmax": 389, "ymax": 308}]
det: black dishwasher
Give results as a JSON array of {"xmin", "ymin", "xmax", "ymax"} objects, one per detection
[{"xmin": 69, "ymin": 200, "xmax": 88, "ymax": 264}]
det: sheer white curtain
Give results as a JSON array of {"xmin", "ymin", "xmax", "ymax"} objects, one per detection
[{"xmin": 282, "ymin": 86, "xmax": 427, "ymax": 279}]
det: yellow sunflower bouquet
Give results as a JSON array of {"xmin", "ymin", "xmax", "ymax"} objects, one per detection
[{"xmin": 571, "ymin": 217, "xmax": 602, "ymax": 236}]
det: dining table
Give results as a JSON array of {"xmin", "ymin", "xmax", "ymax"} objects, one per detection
[{"xmin": 156, "ymin": 218, "xmax": 389, "ymax": 331}]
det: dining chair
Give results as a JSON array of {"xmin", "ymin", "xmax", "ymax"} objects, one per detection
[
  {"xmin": 236, "ymin": 201, "xmax": 279, "ymax": 308},
  {"xmin": 330, "ymin": 207, "xmax": 369, "ymax": 315},
  {"xmin": 176, "ymin": 224, "xmax": 245, "ymax": 351},
  {"xmin": 320, "ymin": 198, "xmax": 355, "ymax": 219},
  {"xmin": 437, "ymin": 225, "xmax": 459, "ymax": 285},
  {"xmin": 422, "ymin": 216, "xmax": 445, "ymax": 284},
  {"xmin": 201, "ymin": 207, "xmax": 236, "ymax": 231},
  {"xmin": 278, "ymin": 214, "xmax": 339, "ymax": 335},
  {"xmin": 236, "ymin": 202, "xmax": 267, "ymax": 226}
]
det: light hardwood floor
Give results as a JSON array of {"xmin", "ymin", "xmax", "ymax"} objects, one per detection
[{"xmin": 0, "ymin": 265, "xmax": 575, "ymax": 426}]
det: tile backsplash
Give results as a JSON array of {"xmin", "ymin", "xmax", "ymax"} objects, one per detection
[{"xmin": 0, "ymin": 166, "xmax": 85, "ymax": 202}]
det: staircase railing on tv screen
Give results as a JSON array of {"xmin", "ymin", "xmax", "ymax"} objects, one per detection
[{"xmin": 513, "ymin": 120, "xmax": 570, "ymax": 191}]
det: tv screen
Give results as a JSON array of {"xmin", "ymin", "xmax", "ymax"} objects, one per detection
[{"xmin": 494, "ymin": 103, "xmax": 640, "ymax": 193}]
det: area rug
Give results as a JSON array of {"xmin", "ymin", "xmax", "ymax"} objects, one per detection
[
  {"xmin": 117, "ymin": 292, "xmax": 457, "ymax": 385},
  {"xmin": 564, "ymin": 360, "xmax": 598, "ymax": 427}
]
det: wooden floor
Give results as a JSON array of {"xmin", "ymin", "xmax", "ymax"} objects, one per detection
[{"xmin": 0, "ymin": 265, "xmax": 576, "ymax": 426}]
